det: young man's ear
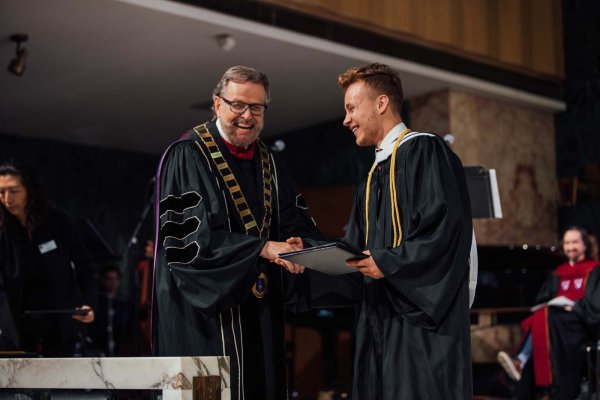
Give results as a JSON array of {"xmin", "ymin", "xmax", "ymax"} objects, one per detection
[{"xmin": 377, "ymin": 95, "xmax": 390, "ymax": 115}]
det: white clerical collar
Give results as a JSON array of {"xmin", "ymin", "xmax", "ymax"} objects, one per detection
[{"xmin": 375, "ymin": 122, "xmax": 408, "ymax": 164}]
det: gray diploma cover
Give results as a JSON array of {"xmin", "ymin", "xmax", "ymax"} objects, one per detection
[{"xmin": 278, "ymin": 242, "xmax": 367, "ymax": 275}]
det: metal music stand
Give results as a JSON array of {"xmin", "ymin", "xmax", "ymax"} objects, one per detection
[{"xmin": 464, "ymin": 166, "xmax": 503, "ymax": 219}]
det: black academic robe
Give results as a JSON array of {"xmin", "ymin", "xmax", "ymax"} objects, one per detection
[
  {"xmin": 341, "ymin": 132, "xmax": 473, "ymax": 400},
  {"xmin": 0, "ymin": 208, "xmax": 96, "ymax": 355},
  {"xmin": 516, "ymin": 263, "xmax": 600, "ymax": 400},
  {"xmin": 153, "ymin": 121, "xmax": 319, "ymax": 400}
]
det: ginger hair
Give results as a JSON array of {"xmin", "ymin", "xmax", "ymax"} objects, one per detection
[{"xmin": 338, "ymin": 63, "xmax": 404, "ymax": 116}]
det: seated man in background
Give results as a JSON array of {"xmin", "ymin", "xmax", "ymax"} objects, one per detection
[{"xmin": 498, "ymin": 226, "xmax": 600, "ymax": 400}]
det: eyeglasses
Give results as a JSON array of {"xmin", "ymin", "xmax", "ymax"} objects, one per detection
[{"xmin": 219, "ymin": 96, "xmax": 268, "ymax": 116}]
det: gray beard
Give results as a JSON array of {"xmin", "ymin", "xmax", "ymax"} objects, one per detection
[{"xmin": 220, "ymin": 122, "xmax": 260, "ymax": 149}]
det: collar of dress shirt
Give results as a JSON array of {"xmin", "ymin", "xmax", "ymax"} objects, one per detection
[
  {"xmin": 374, "ymin": 122, "xmax": 408, "ymax": 165},
  {"xmin": 216, "ymin": 118, "xmax": 229, "ymax": 142}
]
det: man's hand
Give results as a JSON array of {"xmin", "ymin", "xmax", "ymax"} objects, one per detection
[
  {"xmin": 346, "ymin": 250, "xmax": 384, "ymax": 279},
  {"xmin": 72, "ymin": 305, "xmax": 95, "ymax": 323},
  {"xmin": 285, "ymin": 236, "xmax": 304, "ymax": 250},
  {"xmin": 274, "ymin": 236, "xmax": 305, "ymax": 274},
  {"xmin": 260, "ymin": 238, "xmax": 305, "ymax": 274},
  {"xmin": 260, "ymin": 240, "xmax": 298, "ymax": 261},
  {"xmin": 275, "ymin": 258, "xmax": 305, "ymax": 274}
]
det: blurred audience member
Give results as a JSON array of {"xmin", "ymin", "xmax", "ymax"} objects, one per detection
[{"xmin": 89, "ymin": 264, "xmax": 127, "ymax": 356}]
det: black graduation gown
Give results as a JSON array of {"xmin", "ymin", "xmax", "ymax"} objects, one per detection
[
  {"xmin": 153, "ymin": 121, "xmax": 319, "ymax": 400},
  {"xmin": 0, "ymin": 209, "xmax": 96, "ymax": 355},
  {"xmin": 575, "ymin": 265, "xmax": 600, "ymax": 332},
  {"xmin": 342, "ymin": 132, "xmax": 473, "ymax": 400},
  {"xmin": 516, "ymin": 264, "xmax": 600, "ymax": 400}
]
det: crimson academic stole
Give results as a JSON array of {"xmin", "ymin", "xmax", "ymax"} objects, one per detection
[{"xmin": 193, "ymin": 123, "xmax": 272, "ymax": 298}]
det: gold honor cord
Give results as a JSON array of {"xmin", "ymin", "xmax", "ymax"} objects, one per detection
[{"xmin": 364, "ymin": 129, "xmax": 411, "ymax": 247}]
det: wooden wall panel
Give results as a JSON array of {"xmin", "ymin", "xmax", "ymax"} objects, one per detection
[
  {"xmin": 387, "ymin": 1, "xmax": 413, "ymax": 34},
  {"xmin": 498, "ymin": 0, "xmax": 525, "ymax": 67},
  {"xmin": 461, "ymin": 0, "xmax": 492, "ymax": 56},
  {"xmin": 262, "ymin": 0, "xmax": 564, "ymax": 79},
  {"xmin": 420, "ymin": 0, "xmax": 455, "ymax": 47},
  {"xmin": 529, "ymin": 0, "xmax": 560, "ymax": 76}
]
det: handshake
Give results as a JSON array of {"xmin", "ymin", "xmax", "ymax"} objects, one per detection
[
  {"xmin": 259, "ymin": 237, "xmax": 305, "ymax": 274},
  {"xmin": 259, "ymin": 238, "xmax": 383, "ymax": 279}
]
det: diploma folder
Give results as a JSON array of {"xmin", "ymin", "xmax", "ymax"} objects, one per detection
[{"xmin": 278, "ymin": 242, "xmax": 367, "ymax": 275}]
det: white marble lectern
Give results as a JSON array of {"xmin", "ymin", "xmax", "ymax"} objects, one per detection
[{"xmin": 0, "ymin": 356, "xmax": 230, "ymax": 400}]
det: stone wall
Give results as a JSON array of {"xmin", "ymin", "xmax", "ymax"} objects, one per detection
[{"xmin": 410, "ymin": 89, "xmax": 558, "ymax": 245}]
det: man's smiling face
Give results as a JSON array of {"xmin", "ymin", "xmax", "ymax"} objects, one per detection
[
  {"xmin": 214, "ymin": 81, "xmax": 266, "ymax": 149},
  {"xmin": 563, "ymin": 229, "xmax": 587, "ymax": 263},
  {"xmin": 342, "ymin": 81, "xmax": 382, "ymax": 147}
]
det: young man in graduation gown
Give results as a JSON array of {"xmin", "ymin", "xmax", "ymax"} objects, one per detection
[
  {"xmin": 289, "ymin": 63, "xmax": 474, "ymax": 399},
  {"xmin": 498, "ymin": 226, "xmax": 600, "ymax": 400},
  {"xmin": 152, "ymin": 66, "xmax": 319, "ymax": 400}
]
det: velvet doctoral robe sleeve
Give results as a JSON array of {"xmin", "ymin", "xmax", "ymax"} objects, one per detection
[
  {"xmin": 369, "ymin": 136, "xmax": 473, "ymax": 330},
  {"xmin": 157, "ymin": 141, "xmax": 267, "ymax": 319},
  {"xmin": 574, "ymin": 266, "xmax": 600, "ymax": 333}
]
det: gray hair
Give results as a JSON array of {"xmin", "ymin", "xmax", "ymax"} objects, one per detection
[{"xmin": 212, "ymin": 65, "xmax": 271, "ymax": 103}]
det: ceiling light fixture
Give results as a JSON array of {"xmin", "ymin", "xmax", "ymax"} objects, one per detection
[
  {"xmin": 8, "ymin": 33, "xmax": 29, "ymax": 77},
  {"xmin": 215, "ymin": 34, "xmax": 236, "ymax": 52}
]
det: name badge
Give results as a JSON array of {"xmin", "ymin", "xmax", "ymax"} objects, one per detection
[{"xmin": 38, "ymin": 240, "xmax": 58, "ymax": 254}]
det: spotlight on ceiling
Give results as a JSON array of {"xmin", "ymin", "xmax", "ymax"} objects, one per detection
[
  {"xmin": 8, "ymin": 33, "xmax": 29, "ymax": 77},
  {"xmin": 215, "ymin": 34, "xmax": 236, "ymax": 52}
]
